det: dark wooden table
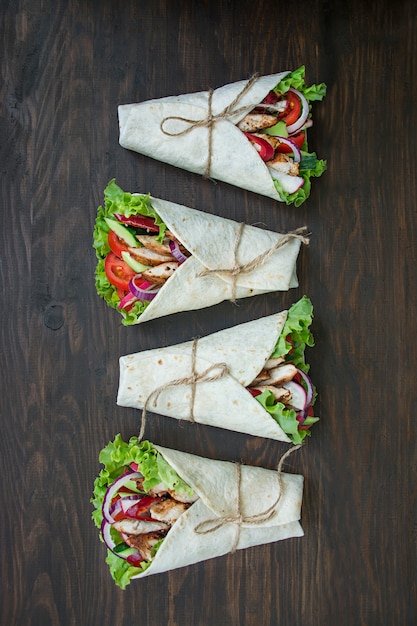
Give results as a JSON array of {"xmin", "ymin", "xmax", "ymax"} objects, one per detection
[{"xmin": 2, "ymin": 1, "xmax": 416, "ymax": 624}]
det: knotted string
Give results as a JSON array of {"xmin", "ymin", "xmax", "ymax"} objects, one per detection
[
  {"xmin": 160, "ymin": 73, "xmax": 260, "ymax": 178},
  {"xmin": 198, "ymin": 225, "xmax": 310, "ymax": 303},
  {"xmin": 138, "ymin": 338, "xmax": 229, "ymax": 441},
  {"xmin": 194, "ymin": 444, "xmax": 302, "ymax": 554}
]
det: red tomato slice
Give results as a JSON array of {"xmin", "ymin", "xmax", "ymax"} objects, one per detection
[
  {"xmin": 293, "ymin": 371, "xmax": 304, "ymax": 385},
  {"xmin": 112, "ymin": 506, "xmax": 127, "ymax": 522},
  {"xmin": 244, "ymin": 133, "xmax": 275, "ymax": 161},
  {"xmin": 281, "ymin": 90, "xmax": 301, "ymax": 126},
  {"xmin": 124, "ymin": 495, "xmax": 163, "ymax": 521},
  {"xmin": 127, "ymin": 553, "xmax": 146, "ymax": 566},
  {"xmin": 115, "ymin": 213, "xmax": 159, "ymax": 232},
  {"xmin": 104, "ymin": 252, "xmax": 136, "ymax": 291},
  {"xmin": 299, "ymin": 406, "xmax": 315, "ymax": 431},
  {"xmin": 117, "ymin": 288, "xmax": 128, "ymax": 300},
  {"xmin": 261, "ymin": 90, "xmax": 279, "ymax": 105},
  {"xmin": 247, "ymin": 387, "xmax": 263, "ymax": 397},
  {"xmin": 276, "ymin": 131, "xmax": 305, "ymax": 154},
  {"xmin": 108, "ymin": 229, "xmax": 130, "ymax": 258}
]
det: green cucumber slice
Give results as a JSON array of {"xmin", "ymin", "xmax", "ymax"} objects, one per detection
[
  {"xmin": 121, "ymin": 251, "xmax": 151, "ymax": 273},
  {"xmin": 105, "ymin": 218, "xmax": 139, "ymax": 248}
]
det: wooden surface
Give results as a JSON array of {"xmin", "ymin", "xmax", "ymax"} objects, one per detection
[{"xmin": 1, "ymin": 1, "xmax": 416, "ymax": 624}]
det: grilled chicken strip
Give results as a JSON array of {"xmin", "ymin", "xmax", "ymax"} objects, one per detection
[
  {"xmin": 128, "ymin": 246, "xmax": 175, "ymax": 266},
  {"xmin": 264, "ymin": 356, "xmax": 285, "ymax": 369},
  {"xmin": 262, "ymin": 363, "xmax": 298, "ymax": 386},
  {"xmin": 149, "ymin": 498, "xmax": 189, "ymax": 524},
  {"xmin": 142, "ymin": 261, "xmax": 179, "ymax": 286},
  {"xmin": 113, "ymin": 518, "xmax": 169, "ymax": 535},
  {"xmin": 167, "ymin": 489, "xmax": 199, "ymax": 504},
  {"xmin": 136, "ymin": 235, "xmax": 174, "ymax": 256},
  {"xmin": 267, "ymin": 153, "xmax": 300, "ymax": 176},
  {"xmin": 252, "ymin": 385, "xmax": 292, "ymax": 403},
  {"xmin": 125, "ymin": 532, "xmax": 164, "ymax": 561},
  {"xmin": 251, "ymin": 132, "xmax": 280, "ymax": 150},
  {"xmin": 251, "ymin": 369, "xmax": 271, "ymax": 385},
  {"xmin": 237, "ymin": 112, "xmax": 278, "ymax": 132}
]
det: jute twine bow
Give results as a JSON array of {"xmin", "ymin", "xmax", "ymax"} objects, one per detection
[
  {"xmin": 194, "ymin": 444, "xmax": 302, "ymax": 554},
  {"xmin": 160, "ymin": 73, "xmax": 260, "ymax": 178},
  {"xmin": 198, "ymin": 224, "xmax": 310, "ymax": 303},
  {"xmin": 138, "ymin": 338, "xmax": 229, "ymax": 441}
]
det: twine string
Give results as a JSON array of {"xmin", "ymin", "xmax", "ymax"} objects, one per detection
[
  {"xmin": 138, "ymin": 338, "xmax": 229, "ymax": 441},
  {"xmin": 194, "ymin": 444, "xmax": 302, "ymax": 553},
  {"xmin": 198, "ymin": 225, "xmax": 310, "ymax": 303},
  {"xmin": 160, "ymin": 73, "xmax": 260, "ymax": 178}
]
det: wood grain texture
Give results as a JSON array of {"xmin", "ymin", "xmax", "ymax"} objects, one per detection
[{"xmin": 1, "ymin": 0, "xmax": 416, "ymax": 624}]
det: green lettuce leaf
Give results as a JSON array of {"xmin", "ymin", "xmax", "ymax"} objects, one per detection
[
  {"xmin": 105, "ymin": 550, "xmax": 149, "ymax": 591},
  {"xmin": 272, "ymin": 295, "xmax": 315, "ymax": 370},
  {"xmin": 271, "ymin": 67, "xmax": 326, "ymax": 206},
  {"xmin": 253, "ymin": 296, "xmax": 318, "ymax": 442},
  {"xmin": 91, "ymin": 435, "xmax": 194, "ymax": 588},
  {"xmin": 272, "ymin": 154, "xmax": 327, "ymax": 207},
  {"xmin": 256, "ymin": 390, "xmax": 319, "ymax": 444},
  {"xmin": 274, "ymin": 65, "xmax": 327, "ymax": 102}
]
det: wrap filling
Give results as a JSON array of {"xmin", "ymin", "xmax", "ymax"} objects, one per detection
[
  {"xmin": 92, "ymin": 437, "xmax": 197, "ymax": 589},
  {"xmin": 238, "ymin": 66, "xmax": 327, "ymax": 206},
  {"xmin": 94, "ymin": 179, "xmax": 191, "ymax": 324}
]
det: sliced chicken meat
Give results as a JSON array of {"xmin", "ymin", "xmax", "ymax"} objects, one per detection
[
  {"xmin": 142, "ymin": 261, "xmax": 179, "ymax": 286},
  {"xmin": 237, "ymin": 112, "xmax": 278, "ymax": 132},
  {"xmin": 150, "ymin": 498, "xmax": 189, "ymax": 524},
  {"xmin": 113, "ymin": 518, "xmax": 169, "ymax": 536}
]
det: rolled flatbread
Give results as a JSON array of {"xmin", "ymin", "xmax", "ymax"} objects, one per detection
[
  {"xmin": 94, "ymin": 180, "xmax": 307, "ymax": 325},
  {"xmin": 118, "ymin": 68, "xmax": 326, "ymax": 205},
  {"xmin": 92, "ymin": 436, "xmax": 303, "ymax": 587},
  {"xmin": 118, "ymin": 297, "xmax": 318, "ymax": 444}
]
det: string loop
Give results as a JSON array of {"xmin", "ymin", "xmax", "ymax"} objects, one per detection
[
  {"xmin": 198, "ymin": 225, "xmax": 310, "ymax": 302},
  {"xmin": 160, "ymin": 74, "xmax": 260, "ymax": 178},
  {"xmin": 138, "ymin": 338, "xmax": 228, "ymax": 441},
  {"xmin": 194, "ymin": 445, "xmax": 303, "ymax": 553}
]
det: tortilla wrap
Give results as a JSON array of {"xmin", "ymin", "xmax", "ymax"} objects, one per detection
[
  {"xmin": 118, "ymin": 72, "xmax": 299, "ymax": 201},
  {"xmin": 126, "ymin": 196, "xmax": 304, "ymax": 323},
  {"xmin": 133, "ymin": 445, "xmax": 304, "ymax": 578},
  {"xmin": 118, "ymin": 311, "xmax": 295, "ymax": 442}
]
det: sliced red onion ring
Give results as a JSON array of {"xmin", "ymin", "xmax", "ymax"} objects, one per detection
[
  {"xmin": 109, "ymin": 498, "xmax": 123, "ymax": 519},
  {"xmin": 169, "ymin": 239, "xmax": 187, "ymax": 264},
  {"xmin": 286, "ymin": 88, "xmax": 310, "ymax": 136},
  {"xmin": 296, "ymin": 409, "xmax": 307, "ymax": 426},
  {"xmin": 120, "ymin": 496, "xmax": 145, "ymax": 514},
  {"xmin": 118, "ymin": 291, "xmax": 138, "ymax": 310},
  {"xmin": 128, "ymin": 276, "xmax": 160, "ymax": 301},
  {"xmin": 101, "ymin": 518, "xmax": 118, "ymax": 553},
  {"xmin": 283, "ymin": 380, "xmax": 307, "ymax": 411},
  {"xmin": 274, "ymin": 137, "xmax": 301, "ymax": 162},
  {"xmin": 295, "ymin": 367, "xmax": 314, "ymax": 407},
  {"xmin": 101, "ymin": 519, "xmax": 138, "ymax": 561},
  {"xmin": 301, "ymin": 119, "xmax": 313, "ymax": 131},
  {"xmin": 102, "ymin": 471, "xmax": 143, "ymax": 524}
]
